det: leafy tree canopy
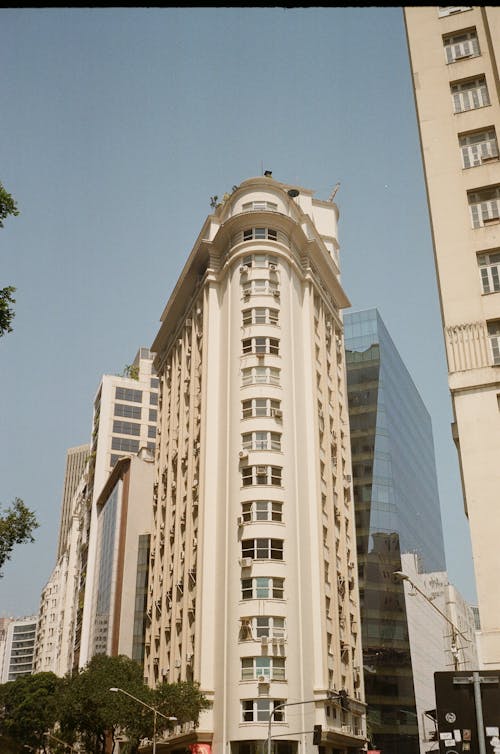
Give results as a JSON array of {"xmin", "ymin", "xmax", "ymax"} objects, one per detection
[
  {"xmin": 0, "ymin": 671, "xmax": 64, "ymax": 751},
  {"xmin": 0, "ymin": 498, "xmax": 39, "ymax": 577},
  {"xmin": 0, "ymin": 181, "xmax": 19, "ymax": 338}
]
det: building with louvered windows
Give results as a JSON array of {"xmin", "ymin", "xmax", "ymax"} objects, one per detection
[
  {"xmin": 145, "ymin": 175, "xmax": 366, "ymax": 754},
  {"xmin": 404, "ymin": 6, "xmax": 500, "ymax": 669}
]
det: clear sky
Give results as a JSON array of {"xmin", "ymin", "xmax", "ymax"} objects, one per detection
[{"xmin": 0, "ymin": 7, "xmax": 477, "ymax": 617}]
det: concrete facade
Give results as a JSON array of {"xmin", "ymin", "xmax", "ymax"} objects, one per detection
[
  {"xmin": 145, "ymin": 176, "xmax": 365, "ymax": 754},
  {"xmin": 404, "ymin": 5, "xmax": 500, "ymax": 668}
]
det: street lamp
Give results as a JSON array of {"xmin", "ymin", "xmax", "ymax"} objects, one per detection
[
  {"xmin": 43, "ymin": 731, "xmax": 78, "ymax": 752},
  {"xmin": 109, "ymin": 687, "xmax": 177, "ymax": 754},
  {"xmin": 393, "ymin": 571, "xmax": 470, "ymax": 671}
]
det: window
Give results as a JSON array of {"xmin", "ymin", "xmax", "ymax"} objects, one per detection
[
  {"xmin": 110, "ymin": 454, "xmax": 125, "ymax": 467},
  {"xmin": 242, "ymin": 501, "xmax": 283, "ymax": 523},
  {"xmin": 242, "ymin": 431, "xmax": 281, "ymax": 451},
  {"xmin": 111, "ymin": 437, "xmax": 140, "ymax": 453},
  {"xmin": 242, "ymin": 398, "xmax": 281, "ymax": 419},
  {"xmin": 148, "ymin": 425, "xmax": 156, "ymax": 438},
  {"xmin": 113, "ymin": 420, "xmax": 141, "ymax": 436},
  {"xmin": 114, "ymin": 403, "xmax": 142, "ymax": 420},
  {"xmin": 150, "ymin": 392, "xmax": 158, "ymax": 405},
  {"xmin": 242, "ymin": 337, "xmax": 280, "ymax": 356},
  {"xmin": 438, "ymin": 6, "xmax": 472, "ymax": 16},
  {"xmin": 242, "ymin": 254, "xmax": 278, "ymax": 269},
  {"xmin": 253, "ymin": 616, "xmax": 286, "ymax": 639},
  {"xmin": 115, "ymin": 387, "xmax": 142, "ymax": 403},
  {"xmin": 150, "ymin": 378, "xmax": 159, "ymax": 388},
  {"xmin": 242, "ymin": 538, "xmax": 284, "ymax": 560},
  {"xmin": 242, "ymin": 280, "xmax": 279, "ymax": 297},
  {"xmin": 444, "ymin": 29, "xmax": 479, "ymax": 63},
  {"xmin": 241, "ymin": 656, "xmax": 286, "ymax": 681},
  {"xmin": 243, "ymin": 227, "xmax": 278, "ymax": 242},
  {"xmin": 487, "ymin": 321, "xmax": 500, "ymax": 364},
  {"xmin": 451, "ymin": 77, "xmax": 490, "ymax": 113},
  {"xmin": 478, "ymin": 252, "xmax": 500, "ymax": 293},
  {"xmin": 242, "ymin": 308, "xmax": 279, "ymax": 326},
  {"xmin": 242, "ymin": 699, "xmax": 285, "ymax": 722},
  {"xmin": 460, "ymin": 129, "xmax": 498, "ymax": 168},
  {"xmin": 242, "ymin": 366, "xmax": 281, "ymax": 386},
  {"xmin": 149, "ymin": 409, "xmax": 157, "ymax": 422},
  {"xmin": 242, "ymin": 202, "xmax": 278, "ymax": 213},
  {"xmin": 241, "ymin": 577, "xmax": 284, "ymax": 600},
  {"xmin": 241, "ymin": 466, "xmax": 282, "ymax": 486},
  {"xmin": 468, "ymin": 187, "xmax": 500, "ymax": 228}
]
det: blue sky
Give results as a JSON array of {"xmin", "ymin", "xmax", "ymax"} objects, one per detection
[{"xmin": 0, "ymin": 7, "xmax": 476, "ymax": 617}]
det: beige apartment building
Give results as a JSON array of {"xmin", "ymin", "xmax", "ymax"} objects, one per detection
[
  {"xmin": 145, "ymin": 175, "xmax": 365, "ymax": 754},
  {"xmin": 404, "ymin": 6, "xmax": 500, "ymax": 668}
]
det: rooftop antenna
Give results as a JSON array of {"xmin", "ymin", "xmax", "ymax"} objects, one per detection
[{"xmin": 327, "ymin": 182, "xmax": 340, "ymax": 202}]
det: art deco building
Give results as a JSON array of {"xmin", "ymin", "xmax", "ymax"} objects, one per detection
[
  {"xmin": 145, "ymin": 175, "xmax": 365, "ymax": 754},
  {"xmin": 404, "ymin": 6, "xmax": 500, "ymax": 668}
]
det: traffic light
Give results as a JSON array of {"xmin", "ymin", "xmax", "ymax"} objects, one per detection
[{"xmin": 313, "ymin": 724, "xmax": 322, "ymax": 746}]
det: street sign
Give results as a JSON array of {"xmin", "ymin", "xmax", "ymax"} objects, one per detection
[{"xmin": 435, "ymin": 671, "xmax": 500, "ymax": 754}]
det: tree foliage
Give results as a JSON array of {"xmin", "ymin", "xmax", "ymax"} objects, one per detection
[
  {"xmin": 0, "ymin": 180, "xmax": 19, "ymax": 337},
  {"xmin": 0, "ymin": 671, "xmax": 64, "ymax": 752},
  {"xmin": 0, "ymin": 498, "xmax": 39, "ymax": 577}
]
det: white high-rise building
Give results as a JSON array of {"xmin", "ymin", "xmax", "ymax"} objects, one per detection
[
  {"xmin": 145, "ymin": 175, "xmax": 365, "ymax": 754},
  {"xmin": 404, "ymin": 5, "xmax": 500, "ymax": 669},
  {"xmin": 1, "ymin": 615, "xmax": 38, "ymax": 682}
]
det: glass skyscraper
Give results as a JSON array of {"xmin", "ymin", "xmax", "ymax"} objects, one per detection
[{"xmin": 344, "ymin": 309, "xmax": 446, "ymax": 754}]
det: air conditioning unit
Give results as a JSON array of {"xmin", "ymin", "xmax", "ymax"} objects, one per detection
[
  {"xmin": 272, "ymin": 290, "xmax": 280, "ymax": 298},
  {"xmin": 239, "ymin": 449, "xmax": 248, "ymax": 460},
  {"xmin": 256, "ymin": 466, "xmax": 267, "ymax": 475},
  {"xmin": 261, "ymin": 636, "xmax": 269, "ymax": 645},
  {"xmin": 185, "ymin": 319, "xmax": 193, "ymax": 327},
  {"xmin": 269, "ymin": 263, "xmax": 277, "ymax": 271},
  {"xmin": 345, "ymin": 475, "xmax": 352, "ymax": 484},
  {"xmin": 175, "ymin": 660, "xmax": 181, "ymax": 668},
  {"xmin": 237, "ymin": 516, "xmax": 244, "ymax": 526},
  {"xmin": 240, "ymin": 265, "xmax": 250, "ymax": 274},
  {"xmin": 257, "ymin": 675, "xmax": 269, "ymax": 684},
  {"xmin": 341, "ymin": 724, "xmax": 352, "ymax": 734},
  {"xmin": 273, "ymin": 409, "xmax": 283, "ymax": 419},
  {"xmin": 239, "ymin": 557, "xmax": 253, "ymax": 568}
]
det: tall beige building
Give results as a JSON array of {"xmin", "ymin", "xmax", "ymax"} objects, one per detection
[
  {"xmin": 56, "ymin": 444, "xmax": 89, "ymax": 560},
  {"xmin": 404, "ymin": 6, "xmax": 500, "ymax": 668},
  {"xmin": 145, "ymin": 176, "xmax": 365, "ymax": 754}
]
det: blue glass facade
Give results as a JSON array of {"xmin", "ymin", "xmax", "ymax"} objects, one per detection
[{"xmin": 345, "ymin": 309, "xmax": 446, "ymax": 754}]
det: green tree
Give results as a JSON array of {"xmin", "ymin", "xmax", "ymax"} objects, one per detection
[
  {"xmin": 153, "ymin": 679, "xmax": 209, "ymax": 727},
  {"xmin": 0, "ymin": 498, "xmax": 39, "ymax": 577},
  {"xmin": 0, "ymin": 671, "xmax": 64, "ymax": 752},
  {"xmin": 0, "ymin": 181, "xmax": 19, "ymax": 337}
]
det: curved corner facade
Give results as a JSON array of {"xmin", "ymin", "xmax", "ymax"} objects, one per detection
[{"xmin": 145, "ymin": 177, "xmax": 365, "ymax": 753}]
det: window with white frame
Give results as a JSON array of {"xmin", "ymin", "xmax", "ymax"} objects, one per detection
[
  {"xmin": 242, "ymin": 431, "xmax": 281, "ymax": 451},
  {"xmin": 451, "ymin": 77, "xmax": 490, "ymax": 113},
  {"xmin": 438, "ymin": 7, "xmax": 472, "ymax": 17},
  {"xmin": 242, "ymin": 366, "xmax": 281, "ymax": 386},
  {"xmin": 242, "ymin": 201, "xmax": 279, "ymax": 213},
  {"xmin": 241, "ymin": 500, "xmax": 283, "ymax": 523},
  {"xmin": 478, "ymin": 251, "xmax": 500, "ymax": 293},
  {"xmin": 241, "ymin": 656, "xmax": 286, "ymax": 681},
  {"xmin": 112, "ymin": 420, "xmax": 141, "ymax": 436},
  {"xmin": 242, "ymin": 699, "xmax": 285, "ymax": 723},
  {"xmin": 468, "ymin": 187, "xmax": 500, "ymax": 228},
  {"xmin": 253, "ymin": 616, "xmax": 286, "ymax": 639},
  {"xmin": 242, "ymin": 279, "xmax": 279, "ymax": 297},
  {"xmin": 459, "ymin": 129, "xmax": 498, "ymax": 168},
  {"xmin": 242, "ymin": 538, "xmax": 284, "ymax": 560},
  {"xmin": 242, "ymin": 337, "xmax": 280, "ymax": 356},
  {"xmin": 243, "ymin": 227, "xmax": 278, "ymax": 241},
  {"xmin": 487, "ymin": 321, "xmax": 500, "ymax": 364},
  {"xmin": 242, "ymin": 307, "xmax": 279, "ymax": 326},
  {"xmin": 443, "ymin": 29, "xmax": 479, "ymax": 63},
  {"xmin": 242, "ymin": 398, "xmax": 281, "ymax": 419},
  {"xmin": 241, "ymin": 465, "xmax": 282, "ymax": 486},
  {"xmin": 242, "ymin": 254, "xmax": 278, "ymax": 269},
  {"xmin": 241, "ymin": 576, "xmax": 284, "ymax": 600}
]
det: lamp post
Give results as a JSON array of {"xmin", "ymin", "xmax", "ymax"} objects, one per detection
[
  {"xmin": 266, "ymin": 694, "xmax": 339, "ymax": 754},
  {"xmin": 393, "ymin": 571, "xmax": 470, "ymax": 671},
  {"xmin": 109, "ymin": 687, "xmax": 177, "ymax": 754}
]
